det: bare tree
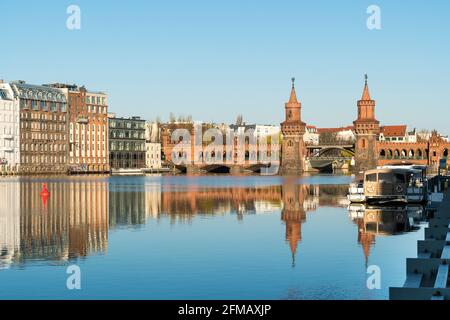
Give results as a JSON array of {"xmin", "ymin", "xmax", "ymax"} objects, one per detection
[
  {"xmin": 236, "ymin": 114, "xmax": 243, "ymax": 126},
  {"xmin": 169, "ymin": 112, "xmax": 176, "ymax": 123}
]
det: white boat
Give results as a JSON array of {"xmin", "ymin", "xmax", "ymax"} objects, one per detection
[
  {"xmin": 347, "ymin": 182, "xmax": 366, "ymax": 203},
  {"xmin": 111, "ymin": 168, "xmax": 144, "ymax": 176},
  {"xmin": 348, "ymin": 167, "xmax": 428, "ymax": 204}
]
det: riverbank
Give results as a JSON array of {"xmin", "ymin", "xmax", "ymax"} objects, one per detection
[{"xmin": 390, "ymin": 190, "xmax": 450, "ymax": 300}]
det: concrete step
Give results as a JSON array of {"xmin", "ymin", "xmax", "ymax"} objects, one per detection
[
  {"xmin": 404, "ymin": 273, "xmax": 423, "ymax": 288},
  {"xmin": 442, "ymin": 246, "xmax": 450, "ymax": 260},
  {"xmin": 425, "ymin": 227, "xmax": 450, "ymax": 240},
  {"xmin": 434, "ymin": 264, "xmax": 449, "ymax": 289}
]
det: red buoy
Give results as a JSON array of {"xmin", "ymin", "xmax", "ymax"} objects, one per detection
[
  {"xmin": 41, "ymin": 183, "xmax": 50, "ymax": 197},
  {"xmin": 41, "ymin": 183, "xmax": 50, "ymax": 209}
]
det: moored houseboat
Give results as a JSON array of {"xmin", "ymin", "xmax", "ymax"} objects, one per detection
[{"xmin": 348, "ymin": 167, "xmax": 428, "ymax": 204}]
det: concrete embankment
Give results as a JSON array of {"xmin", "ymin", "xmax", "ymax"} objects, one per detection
[{"xmin": 390, "ymin": 191, "xmax": 450, "ymax": 300}]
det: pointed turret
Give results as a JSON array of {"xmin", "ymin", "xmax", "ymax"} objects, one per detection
[
  {"xmin": 356, "ymin": 74, "xmax": 378, "ymax": 121},
  {"xmin": 358, "ymin": 219, "xmax": 375, "ymax": 267},
  {"xmin": 283, "ymin": 77, "xmax": 302, "ymax": 122},
  {"xmin": 353, "ymin": 74, "xmax": 380, "ymax": 172},
  {"xmin": 286, "ymin": 221, "xmax": 301, "ymax": 268},
  {"xmin": 289, "ymin": 77, "xmax": 299, "ymax": 103},
  {"xmin": 361, "ymin": 74, "xmax": 372, "ymax": 101},
  {"xmin": 280, "ymin": 78, "xmax": 307, "ymax": 175}
]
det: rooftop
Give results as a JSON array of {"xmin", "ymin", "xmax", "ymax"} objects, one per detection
[
  {"xmin": 381, "ymin": 125, "xmax": 407, "ymax": 137},
  {"xmin": 10, "ymin": 81, "xmax": 67, "ymax": 103}
]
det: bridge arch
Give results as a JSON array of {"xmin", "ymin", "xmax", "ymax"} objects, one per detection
[
  {"xmin": 202, "ymin": 164, "xmax": 231, "ymax": 174},
  {"xmin": 312, "ymin": 147, "xmax": 355, "ymax": 158},
  {"xmin": 401, "ymin": 149, "xmax": 407, "ymax": 158},
  {"xmin": 417, "ymin": 149, "xmax": 423, "ymax": 159}
]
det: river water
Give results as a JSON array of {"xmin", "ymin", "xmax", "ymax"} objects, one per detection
[{"xmin": 0, "ymin": 175, "xmax": 426, "ymax": 300}]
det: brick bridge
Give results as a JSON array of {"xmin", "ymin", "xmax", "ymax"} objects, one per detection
[
  {"xmin": 159, "ymin": 78, "xmax": 450, "ymax": 175},
  {"xmin": 306, "ymin": 144, "xmax": 355, "ymax": 172}
]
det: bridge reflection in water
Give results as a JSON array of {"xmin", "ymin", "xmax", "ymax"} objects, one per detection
[{"xmin": 0, "ymin": 177, "xmax": 426, "ymax": 270}]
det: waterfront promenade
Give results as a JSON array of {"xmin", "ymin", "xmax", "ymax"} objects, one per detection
[{"xmin": 390, "ymin": 191, "xmax": 450, "ymax": 300}]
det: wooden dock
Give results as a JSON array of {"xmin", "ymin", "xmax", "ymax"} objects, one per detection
[{"xmin": 390, "ymin": 191, "xmax": 450, "ymax": 300}]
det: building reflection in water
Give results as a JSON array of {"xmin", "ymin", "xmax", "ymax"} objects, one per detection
[
  {"xmin": 158, "ymin": 180, "xmax": 349, "ymax": 266},
  {"xmin": 0, "ymin": 177, "xmax": 426, "ymax": 270},
  {"xmin": 160, "ymin": 185, "xmax": 283, "ymax": 224},
  {"xmin": 109, "ymin": 185, "xmax": 147, "ymax": 228},
  {"xmin": 0, "ymin": 181, "xmax": 20, "ymax": 269},
  {"xmin": 281, "ymin": 180, "xmax": 349, "ymax": 267},
  {"xmin": 0, "ymin": 179, "xmax": 109, "ymax": 268},
  {"xmin": 348, "ymin": 204, "xmax": 426, "ymax": 266}
]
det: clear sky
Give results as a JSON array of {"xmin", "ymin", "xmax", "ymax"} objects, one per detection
[{"xmin": 1, "ymin": 0, "xmax": 449, "ymax": 134}]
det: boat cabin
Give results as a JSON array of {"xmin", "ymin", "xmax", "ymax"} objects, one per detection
[{"xmin": 364, "ymin": 168, "xmax": 417, "ymax": 203}]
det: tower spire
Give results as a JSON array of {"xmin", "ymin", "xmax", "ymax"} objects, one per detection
[
  {"xmin": 361, "ymin": 74, "xmax": 371, "ymax": 101},
  {"xmin": 289, "ymin": 77, "xmax": 298, "ymax": 103}
]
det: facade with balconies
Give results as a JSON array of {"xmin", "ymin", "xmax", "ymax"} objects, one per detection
[
  {"xmin": 46, "ymin": 84, "xmax": 109, "ymax": 174},
  {"xmin": 10, "ymin": 81, "xmax": 69, "ymax": 174},
  {"xmin": 0, "ymin": 82, "xmax": 20, "ymax": 174}
]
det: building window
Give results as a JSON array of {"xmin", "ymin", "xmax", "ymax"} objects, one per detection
[{"xmin": 360, "ymin": 139, "xmax": 366, "ymax": 149}]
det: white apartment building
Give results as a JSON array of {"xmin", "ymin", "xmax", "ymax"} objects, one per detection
[
  {"xmin": 0, "ymin": 82, "xmax": 20, "ymax": 171},
  {"xmin": 229, "ymin": 124, "xmax": 280, "ymax": 141},
  {"xmin": 145, "ymin": 122, "xmax": 162, "ymax": 169},
  {"xmin": 146, "ymin": 142, "xmax": 162, "ymax": 169},
  {"xmin": 254, "ymin": 125, "xmax": 280, "ymax": 139},
  {"xmin": 304, "ymin": 126, "xmax": 319, "ymax": 145}
]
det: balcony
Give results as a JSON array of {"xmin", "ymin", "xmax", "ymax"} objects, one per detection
[
  {"xmin": 77, "ymin": 117, "xmax": 89, "ymax": 124},
  {"xmin": 1, "ymin": 147, "xmax": 14, "ymax": 152},
  {"xmin": 2, "ymin": 134, "xmax": 14, "ymax": 140}
]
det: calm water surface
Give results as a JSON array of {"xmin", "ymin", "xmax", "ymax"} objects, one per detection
[{"xmin": 0, "ymin": 175, "xmax": 426, "ymax": 300}]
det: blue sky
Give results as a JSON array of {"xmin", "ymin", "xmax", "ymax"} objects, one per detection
[{"xmin": 1, "ymin": 0, "xmax": 449, "ymax": 134}]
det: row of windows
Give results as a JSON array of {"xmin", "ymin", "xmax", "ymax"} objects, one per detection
[
  {"xmin": 109, "ymin": 121, "xmax": 145, "ymax": 129},
  {"xmin": 70, "ymin": 123, "xmax": 107, "ymax": 132},
  {"xmin": 21, "ymin": 121, "xmax": 66, "ymax": 131},
  {"xmin": 21, "ymin": 133, "xmax": 67, "ymax": 141},
  {"xmin": 110, "ymin": 141, "xmax": 145, "ymax": 151},
  {"xmin": 69, "ymin": 158, "xmax": 108, "ymax": 164},
  {"xmin": 21, "ymin": 155, "xmax": 67, "ymax": 164},
  {"xmin": 0, "ymin": 114, "xmax": 18, "ymax": 123},
  {"xmin": 70, "ymin": 133, "xmax": 106, "ymax": 143},
  {"xmin": 69, "ymin": 143, "xmax": 106, "ymax": 152},
  {"xmin": 383, "ymin": 137, "xmax": 405, "ymax": 142},
  {"xmin": 86, "ymin": 96, "xmax": 107, "ymax": 106},
  {"xmin": 1, "ymin": 126, "xmax": 19, "ymax": 135},
  {"xmin": 146, "ymin": 153, "xmax": 161, "ymax": 159},
  {"xmin": 22, "ymin": 143, "xmax": 67, "ymax": 152},
  {"xmin": 0, "ymin": 139, "xmax": 17, "ymax": 148},
  {"xmin": 110, "ymin": 130, "xmax": 145, "ymax": 139},
  {"xmin": 379, "ymin": 149, "xmax": 449, "ymax": 159},
  {"xmin": 21, "ymin": 112, "xmax": 66, "ymax": 121},
  {"xmin": 20, "ymin": 99, "xmax": 67, "ymax": 112}
]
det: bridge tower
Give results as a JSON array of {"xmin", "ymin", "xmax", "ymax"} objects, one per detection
[
  {"xmin": 280, "ymin": 78, "xmax": 307, "ymax": 175},
  {"xmin": 281, "ymin": 180, "xmax": 307, "ymax": 267},
  {"xmin": 353, "ymin": 75, "xmax": 380, "ymax": 172}
]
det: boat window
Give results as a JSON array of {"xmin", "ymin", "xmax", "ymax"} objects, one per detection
[
  {"xmin": 366, "ymin": 173, "xmax": 377, "ymax": 182},
  {"xmin": 378, "ymin": 173, "xmax": 393, "ymax": 183},
  {"xmin": 394, "ymin": 174, "xmax": 406, "ymax": 184}
]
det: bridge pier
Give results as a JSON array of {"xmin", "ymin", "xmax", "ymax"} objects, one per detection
[
  {"xmin": 230, "ymin": 165, "xmax": 244, "ymax": 175},
  {"xmin": 186, "ymin": 165, "xmax": 203, "ymax": 175}
]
